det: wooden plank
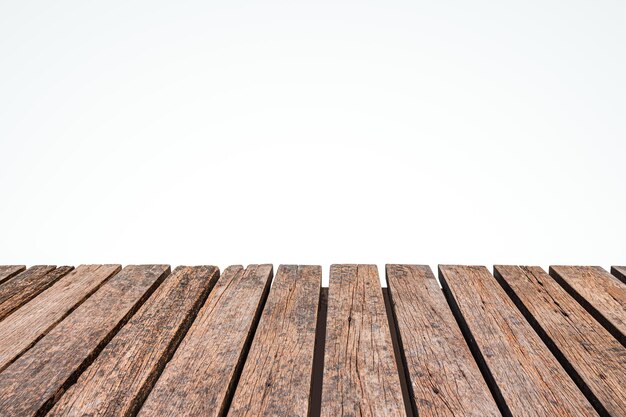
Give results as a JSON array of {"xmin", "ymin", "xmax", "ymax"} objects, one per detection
[
  {"xmin": 610, "ymin": 266, "xmax": 626, "ymax": 284},
  {"xmin": 0, "ymin": 264, "xmax": 120, "ymax": 372},
  {"xmin": 47, "ymin": 265, "xmax": 218, "ymax": 417},
  {"xmin": 229, "ymin": 265, "xmax": 321, "ymax": 417},
  {"xmin": 137, "ymin": 264, "xmax": 273, "ymax": 417},
  {"xmin": 0, "ymin": 265, "xmax": 25, "ymax": 285},
  {"xmin": 0, "ymin": 266, "xmax": 73, "ymax": 321},
  {"xmin": 386, "ymin": 264, "xmax": 500, "ymax": 417},
  {"xmin": 495, "ymin": 265, "xmax": 625, "ymax": 416},
  {"xmin": 322, "ymin": 264, "xmax": 406, "ymax": 417},
  {"xmin": 439, "ymin": 265, "xmax": 598, "ymax": 417},
  {"xmin": 0, "ymin": 264, "xmax": 170, "ymax": 417},
  {"xmin": 550, "ymin": 266, "xmax": 625, "ymax": 345}
]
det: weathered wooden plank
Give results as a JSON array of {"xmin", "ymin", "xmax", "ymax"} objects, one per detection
[
  {"xmin": 0, "ymin": 265, "xmax": 25, "ymax": 285},
  {"xmin": 322, "ymin": 264, "xmax": 406, "ymax": 417},
  {"xmin": 0, "ymin": 264, "xmax": 120, "ymax": 372},
  {"xmin": 495, "ymin": 265, "xmax": 625, "ymax": 416},
  {"xmin": 0, "ymin": 264, "xmax": 170, "ymax": 417},
  {"xmin": 386, "ymin": 264, "xmax": 501, "ymax": 417},
  {"xmin": 439, "ymin": 265, "xmax": 598, "ymax": 417},
  {"xmin": 137, "ymin": 264, "xmax": 272, "ymax": 417},
  {"xmin": 229, "ymin": 265, "xmax": 321, "ymax": 417},
  {"xmin": 0, "ymin": 266, "xmax": 73, "ymax": 321},
  {"xmin": 550, "ymin": 266, "xmax": 625, "ymax": 345},
  {"xmin": 47, "ymin": 265, "xmax": 218, "ymax": 417},
  {"xmin": 610, "ymin": 266, "xmax": 626, "ymax": 284}
]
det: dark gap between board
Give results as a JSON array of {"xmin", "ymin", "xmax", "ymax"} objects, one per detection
[{"xmin": 308, "ymin": 287, "xmax": 328, "ymax": 417}]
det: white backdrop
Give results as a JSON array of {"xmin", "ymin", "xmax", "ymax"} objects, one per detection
[{"xmin": 1, "ymin": 1, "xmax": 624, "ymax": 285}]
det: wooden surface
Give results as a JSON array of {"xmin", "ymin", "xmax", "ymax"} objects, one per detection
[
  {"xmin": 550, "ymin": 266, "xmax": 625, "ymax": 345},
  {"xmin": 0, "ymin": 264, "xmax": 169, "ymax": 417},
  {"xmin": 229, "ymin": 265, "xmax": 321, "ymax": 417},
  {"xmin": 0, "ymin": 263, "xmax": 623, "ymax": 417},
  {"xmin": 610, "ymin": 266, "xmax": 626, "ymax": 284},
  {"xmin": 322, "ymin": 264, "xmax": 406, "ymax": 417},
  {"xmin": 138, "ymin": 265, "xmax": 273, "ymax": 417},
  {"xmin": 440, "ymin": 265, "xmax": 598, "ymax": 417},
  {"xmin": 495, "ymin": 265, "xmax": 625, "ymax": 416},
  {"xmin": 0, "ymin": 266, "xmax": 73, "ymax": 321},
  {"xmin": 48, "ymin": 266, "xmax": 218, "ymax": 417},
  {"xmin": 0, "ymin": 265, "xmax": 25, "ymax": 285},
  {"xmin": 0, "ymin": 264, "xmax": 120, "ymax": 372},
  {"xmin": 386, "ymin": 264, "xmax": 501, "ymax": 417}
]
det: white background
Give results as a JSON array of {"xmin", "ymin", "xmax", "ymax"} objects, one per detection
[{"xmin": 1, "ymin": 1, "xmax": 624, "ymax": 285}]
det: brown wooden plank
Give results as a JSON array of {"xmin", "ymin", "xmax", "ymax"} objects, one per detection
[
  {"xmin": 47, "ymin": 265, "xmax": 218, "ymax": 417},
  {"xmin": 550, "ymin": 266, "xmax": 625, "ymax": 345},
  {"xmin": 439, "ymin": 265, "xmax": 598, "ymax": 417},
  {"xmin": 0, "ymin": 265, "xmax": 25, "ymax": 285},
  {"xmin": 137, "ymin": 264, "xmax": 273, "ymax": 417},
  {"xmin": 0, "ymin": 264, "xmax": 120, "ymax": 372},
  {"xmin": 386, "ymin": 264, "xmax": 501, "ymax": 417},
  {"xmin": 610, "ymin": 266, "xmax": 626, "ymax": 284},
  {"xmin": 0, "ymin": 264, "xmax": 170, "ymax": 417},
  {"xmin": 495, "ymin": 265, "xmax": 625, "ymax": 416},
  {"xmin": 228, "ymin": 265, "xmax": 321, "ymax": 417},
  {"xmin": 322, "ymin": 264, "xmax": 406, "ymax": 417},
  {"xmin": 0, "ymin": 266, "xmax": 73, "ymax": 321}
]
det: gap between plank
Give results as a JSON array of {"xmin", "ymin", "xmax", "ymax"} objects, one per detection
[{"xmin": 308, "ymin": 287, "xmax": 328, "ymax": 417}]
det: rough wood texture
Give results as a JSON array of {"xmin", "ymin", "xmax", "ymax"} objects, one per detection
[
  {"xmin": 550, "ymin": 266, "xmax": 625, "ymax": 345},
  {"xmin": 439, "ymin": 265, "xmax": 598, "ymax": 417},
  {"xmin": 495, "ymin": 265, "xmax": 626, "ymax": 416},
  {"xmin": 0, "ymin": 265, "xmax": 26, "ymax": 285},
  {"xmin": 322, "ymin": 264, "xmax": 406, "ymax": 417},
  {"xmin": 229, "ymin": 265, "xmax": 321, "ymax": 417},
  {"xmin": 137, "ymin": 265, "xmax": 273, "ymax": 417},
  {"xmin": 0, "ymin": 264, "xmax": 120, "ymax": 372},
  {"xmin": 0, "ymin": 266, "xmax": 73, "ymax": 321},
  {"xmin": 386, "ymin": 264, "xmax": 501, "ymax": 417},
  {"xmin": 47, "ymin": 265, "xmax": 218, "ymax": 417},
  {"xmin": 0, "ymin": 264, "xmax": 170, "ymax": 417},
  {"xmin": 610, "ymin": 266, "xmax": 626, "ymax": 284}
]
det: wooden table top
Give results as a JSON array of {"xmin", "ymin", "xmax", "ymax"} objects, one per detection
[{"xmin": 0, "ymin": 263, "xmax": 623, "ymax": 417}]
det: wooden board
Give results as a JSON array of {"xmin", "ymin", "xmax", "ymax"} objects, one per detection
[
  {"xmin": 47, "ymin": 265, "xmax": 218, "ymax": 417},
  {"xmin": 229, "ymin": 265, "xmax": 321, "ymax": 417},
  {"xmin": 550, "ymin": 266, "xmax": 625, "ymax": 345},
  {"xmin": 0, "ymin": 264, "xmax": 120, "ymax": 372},
  {"xmin": 439, "ymin": 265, "xmax": 598, "ymax": 417},
  {"xmin": 137, "ymin": 264, "xmax": 273, "ymax": 417},
  {"xmin": 611, "ymin": 266, "xmax": 626, "ymax": 284},
  {"xmin": 386, "ymin": 264, "xmax": 500, "ymax": 417},
  {"xmin": 0, "ymin": 266, "xmax": 73, "ymax": 321},
  {"xmin": 495, "ymin": 265, "xmax": 626, "ymax": 416},
  {"xmin": 0, "ymin": 264, "xmax": 170, "ymax": 417},
  {"xmin": 0, "ymin": 265, "xmax": 25, "ymax": 285},
  {"xmin": 322, "ymin": 264, "xmax": 406, "ymax": 417}
]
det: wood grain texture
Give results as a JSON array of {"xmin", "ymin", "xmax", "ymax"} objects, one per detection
[
  {"xmin": 386, "ymin": 264, "xmax": 501, "ymax": 417},
  {"xmin": 0, "ymin": 264, "xmax": 170, "ymax": 417},
  {"xmin": 0, "ymin": 265, "xmax": 26, "ymax": 285},
  {"xmin": 137, "ymin": 265, "xmax": 273, "ymax": 417},
  {"xmin": 322, "ymin": 264, "xmax": 406, "ymax": 417},
  {"xmin": 610, "ymin": 266, "xmax": 626, "ymax": 284},
  {"xmin": 47, "ymin": 265, "xmax": 218, "ymax": 417},
  {"xmin": 495, "ymin": 265, "xmax": 626, "ymax": 416},
  {"xmin": 0, "ymin": 266, "xmax": 73, "ymax": 321},
  {"xmin": 0, "ymin": 264, "xmax": 120, "ymax": 372},
  {"xmin": 550, "ymin": 266, "xmax": 625, "ymax": 346},
  {"xmin": 229, "ymin": 265, "xmax": 321, "ymax": 417},
  {"xmin": 439, "ymin": 265, "xmax": 598, "ymax": 417}
]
